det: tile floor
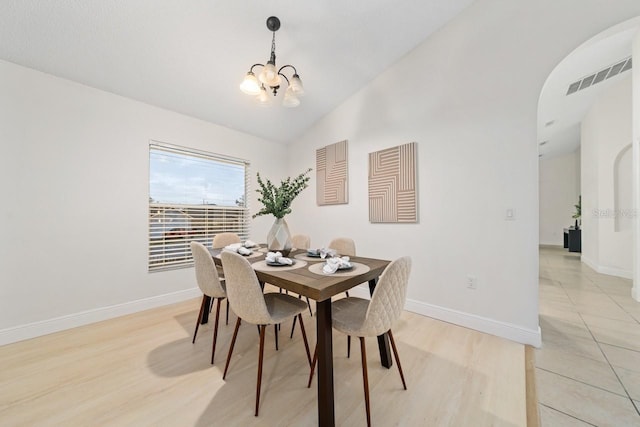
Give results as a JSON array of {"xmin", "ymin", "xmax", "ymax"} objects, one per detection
[{"xmin": 538, "ymin": 246, "xmax": 640, "ymax": 426}]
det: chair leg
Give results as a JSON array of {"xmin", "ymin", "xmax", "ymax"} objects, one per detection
[
  {"xmin": 211, "ymin": 298, "xmax": 222, "ymax": 364},
  {"xmin": 274, "ymin": 324, "xmax": 279, "ymax": 351},
  {"xmin": 306, "ymin": 297, "xmax": 313, "ymax": 316},
  {"xmin": 223, "ymin": 317, "xmax": 242, "ymax": 380},
  {"xmin": 255, "ymin": 325, "xmax": 266, "ymax": 417},
  {"xmin": 359, "ymin": 337, "xmax": 372, "ymax": 427},
  {"xmin": 307, "ymin": 344, "xmax": 318, "ymax": 388},
  {"xmin": 297, "ymin": 314, "xmax": 312, "ymax": 366},
  {"xmin": 345, "ymin": 291, "xmax": 350, "ymax": 297},
  {"xmin": 225, "ymin": 298, "xmax": 230, "ymax": 325},
  {"xmin": 388, "ymin": 330, "xmax": 407, "ymax": 390},
  {"xmin": 192, "ymin": 295, "xmax": 207, "ymax": 344},
  {"xmin": 290, "ymin": 315, "xmax": 297, "ymax": 339}
]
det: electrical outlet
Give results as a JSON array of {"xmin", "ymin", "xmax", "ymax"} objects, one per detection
[
  {"xmin": 467, "ymin": 275, "xmax": 477, "ymax": 289},
  {"xmin": 506, "ymin": 208, "xmax": 516, "ymax": 221}
]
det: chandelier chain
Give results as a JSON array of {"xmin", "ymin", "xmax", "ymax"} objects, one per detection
[{"xmin": 270, "ymin": 32, "xmax": 277, "ymax": 63}]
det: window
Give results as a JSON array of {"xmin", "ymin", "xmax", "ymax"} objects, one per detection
[{"xmin": 148, "ymin": 142, "xmax": 249, "ymax": 271}]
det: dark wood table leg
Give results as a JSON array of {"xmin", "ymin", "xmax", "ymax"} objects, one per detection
[
  {"xmin": 316, "ymin": 299, "xmax": 335, "ymax": 427},
  {"xmin": 369, "ymin": 278, "xmax": 392, "ymax": 368},
  {"xmin": 201, "ymin": 295, "xmax": 211, "ymax": 324}
]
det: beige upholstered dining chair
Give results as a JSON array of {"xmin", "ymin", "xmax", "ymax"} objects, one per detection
[
  {"xmin": 328, "ymin": 237, "xmax": 356, "ymax": 257},
  {"xmin": 220, "ymin": 251, "xmax": 312, "ymax": 417},
  {"xmin": 329, "ymin": 237, "xmax": 356, "ymax": 300},
  {"xmin": 291, "ymin": 234, "xmax": 311, "ymax": 250},
  {"xmin": 212, "ymin": 232, "xmax": 241, "ymax": 249},
  {"xmin": 289, "ymin": 233, "xmax": 313, "ymax": 321},
  {"xmin": 211, "ymin": 232, "xmax": 241, "ymax": 289},
  {"xmin": 190, "ymin": 241, "xmax": 228, "ymax": 365},
  {"xmin": 307, "ymin": 256, "xmax": 412, "ymax": 427}
]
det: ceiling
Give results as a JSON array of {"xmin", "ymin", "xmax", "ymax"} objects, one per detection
[
  {"xmin": 0, "ymin": 0, "xmax": 474, "ymax": 143},
  {"xmin": 538, "ymin": 17, "xmax": 640, "ymax": 159}
]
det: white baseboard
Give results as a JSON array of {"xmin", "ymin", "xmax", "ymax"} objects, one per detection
[
  {"xmin": 0, "ymin": 288, "xmax": 201, "ymax": 346},
  {"xmin": 581, "ymin": 256, "xmax": 633, "ymax": 279},
  {"xmin": 348, "ymin": 285, "xmax": 542, "ymax": 347}
]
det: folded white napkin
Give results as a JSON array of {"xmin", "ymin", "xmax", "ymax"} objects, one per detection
[
  {"xmin": 322, "ymin": 256, "xmax": 352, "ymax": 274},
  {"xmin": 318, "ymin": 248, "xmax": 338, "ymax": 259},
  {"xmin": 244, "ymin": 240, "xmax": 257, "ymax": 248},
  {"xmin": 224, "ymin": 243, "xmax": 252, "ymax": 256},
  {"xmin": 265, "ymin": 251, "xmax": 293, "ymax": 265}
]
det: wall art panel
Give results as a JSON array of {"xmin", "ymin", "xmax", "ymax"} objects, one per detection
[
  {"xmin": 316, "ymin": 140, "xmax": 348, "ymax": 205},
  {"xmin": 368, "ymin": 142, "xmax": 418, "ymax": 223}
]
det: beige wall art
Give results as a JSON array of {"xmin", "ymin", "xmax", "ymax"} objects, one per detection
[
  {"xmin": 316, "ymin": 140, "xmax": 348, "ymax": 205},
  {"xmin": 368, "ymin": 142, "xmax": 418, "ymax": 223}
]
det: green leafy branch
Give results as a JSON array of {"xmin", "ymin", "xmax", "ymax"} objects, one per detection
[
  {"xmin": 253, "ymin": 168, "xmax": 312, "ymax": 219},
  {"xmin": 572, "ymin": 195, "xmax": 581, "ymax": 219}
]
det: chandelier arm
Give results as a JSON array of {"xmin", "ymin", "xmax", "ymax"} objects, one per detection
[
  {"xmin": 248, "ymin": 63, "xmax": 265, "ymax": 73},
  {"xmin": 278, "ymin": 64, "xmax": 298, "ymax": 76},
  {"xmin": 277, "ymin": 73, "xmax": 290, "ymax": 86}
]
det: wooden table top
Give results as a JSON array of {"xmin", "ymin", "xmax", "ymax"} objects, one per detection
[{"xmin": 210, "ymin": 247, "xmax": 390, "ymax": 301}]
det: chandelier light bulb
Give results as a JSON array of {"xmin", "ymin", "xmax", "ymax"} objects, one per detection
[
  {"xmin": 282, "ymin": 86, "xmax": 300, "ymax": 108},
  {"xmin": 239, "ymin": 72, "xmax": 261, "ymax": 95},
  {"xmin": 289, "ymin": 74, "xmax": 304, "ymax": 96},
  {"xmin": 259, "ymin": 63, "xmax": 281, "ymax": 87},
  {"xmin": 257, "ymin": 85, "xmax": 271, "ymax": 105}
]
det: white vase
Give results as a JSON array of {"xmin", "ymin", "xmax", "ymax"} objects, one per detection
[{"xmin": 267, "ymin": 217, "xmax": 292, "ymax": 256}]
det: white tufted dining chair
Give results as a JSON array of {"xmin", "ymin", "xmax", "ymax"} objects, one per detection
[
  {"xmin": 328, "ymin": 237, "xmax": 356, "ymax": 256},
  {"xmin": 291, "ymin": 234, "xmax": 311, "ymax": 250},
  {"xmin": 190, "ymin": 241, "xmax": 228, "ymax": 364},
  {"xmin": 211, "ymin": 232, "xmax": 241, "ymax": 301},
  {"xmin": 211, "ymin": 232, "xmax": 241, "ymax": 249},
  {"xmin": 307, "ymin": 256, "xmax": 412, "ymax": 427},
  {"xmin": 220, "ymin": 251, "xmax": 312, "ymax": 417}
]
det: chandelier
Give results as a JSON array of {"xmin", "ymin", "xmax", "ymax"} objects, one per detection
[{"xmin": 239, "ymin": 16, "xmax": 304, "ymax": 107}]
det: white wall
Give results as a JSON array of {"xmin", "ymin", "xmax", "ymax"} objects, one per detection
[
  {"xmin": 0, "ymin": 60, "xmax": 286, "ymax": 344},
  {"xmin": 286, "ymin": 0, "xmax": 640, "ymax": 346},
  {"xmin": 633, "ymin": 30, "xmax": 640, "ymax": 301},
  {"xmin": 581, "ymin": 76, "xmax": 633, "ymax": 278},
  {"xmin": 539, "ymin": 150, "xmax": 581, "ymax": 246}
]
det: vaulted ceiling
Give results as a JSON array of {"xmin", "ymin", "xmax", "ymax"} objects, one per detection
[{"xmin": 0, "ymin": 0, "xmax": 474, "ymax": 143}]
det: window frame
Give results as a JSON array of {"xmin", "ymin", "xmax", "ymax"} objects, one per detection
[{"xmin": 148, "ymin": 141, "xmax": 250, "ymax": 272}]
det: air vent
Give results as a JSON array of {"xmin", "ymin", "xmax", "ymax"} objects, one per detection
[{"xmin": 566, "ymin": 57, "xmax": 632, "ymax": 95}]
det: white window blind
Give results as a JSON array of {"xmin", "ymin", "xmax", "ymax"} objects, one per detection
[{"xmin": 148, "ymin": 142, "xmax": 250, "ymax": 271}]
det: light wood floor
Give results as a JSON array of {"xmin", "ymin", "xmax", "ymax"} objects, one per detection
[{"xmin": 0, "ymin": 293, "xmax": 526, "ymax": 426}]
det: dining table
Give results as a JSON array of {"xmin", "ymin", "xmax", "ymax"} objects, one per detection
[{"xmin": 206, "ymin": 245, "xmax": 391, "ymax": 427}]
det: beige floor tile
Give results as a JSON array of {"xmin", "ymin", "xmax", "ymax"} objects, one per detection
[
  {"xmin": 573, "ymin": 303, "xmax": 636, "ymax": 322},
  {"xmin": 535, "ymin": 347, "xmax": 625, "ymax": 395},
  {"xmin": 612, "ymin": 366, "xmax": 640, "ymax": 401},
  {"xmin": 563, "ymin": 289, "xmax": 610, "ymax": 305},
  {"xmin": 536, "ymin": 369, "xmax": 640, "ymax": 427},
  {"xmin": 539, "ymin": 307, "xmax": 585, "ymax": 327},
  {"xmin": 601, "ymin": 343, "xmax": 640, "ymax": 373},
  {"xmin": 541, "ymin": 327, "xmax": 607, "ymax": 363},
  {"xmin": 582, "ymin": 314, "xmax": 640, "ymax": 329},
  {"xmin": 599, "ymin": 283, "xmax": 634, "ymax": 298},
  {"xmin": 539, "ymin": 404, "xmax": 596, "ymax": 426},
  {"xmin": 540, "ymin": 298, "xmax": 580, "ymax": 315},
  {"xmin": 539, "ymin": 316, "xmax": 592, "ymax": 340},
  {"xmin": 608, "ymin": 296, "xmax": 640, "ymax": 320},
  {"xmin": 588, "ymin": 325, "xmax": 640, "ymax": 352}
]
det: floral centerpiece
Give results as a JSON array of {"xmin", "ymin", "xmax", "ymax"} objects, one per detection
[{"xmin": 254, "ymin": 168, "xmax": 311, "ymax": 254}]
